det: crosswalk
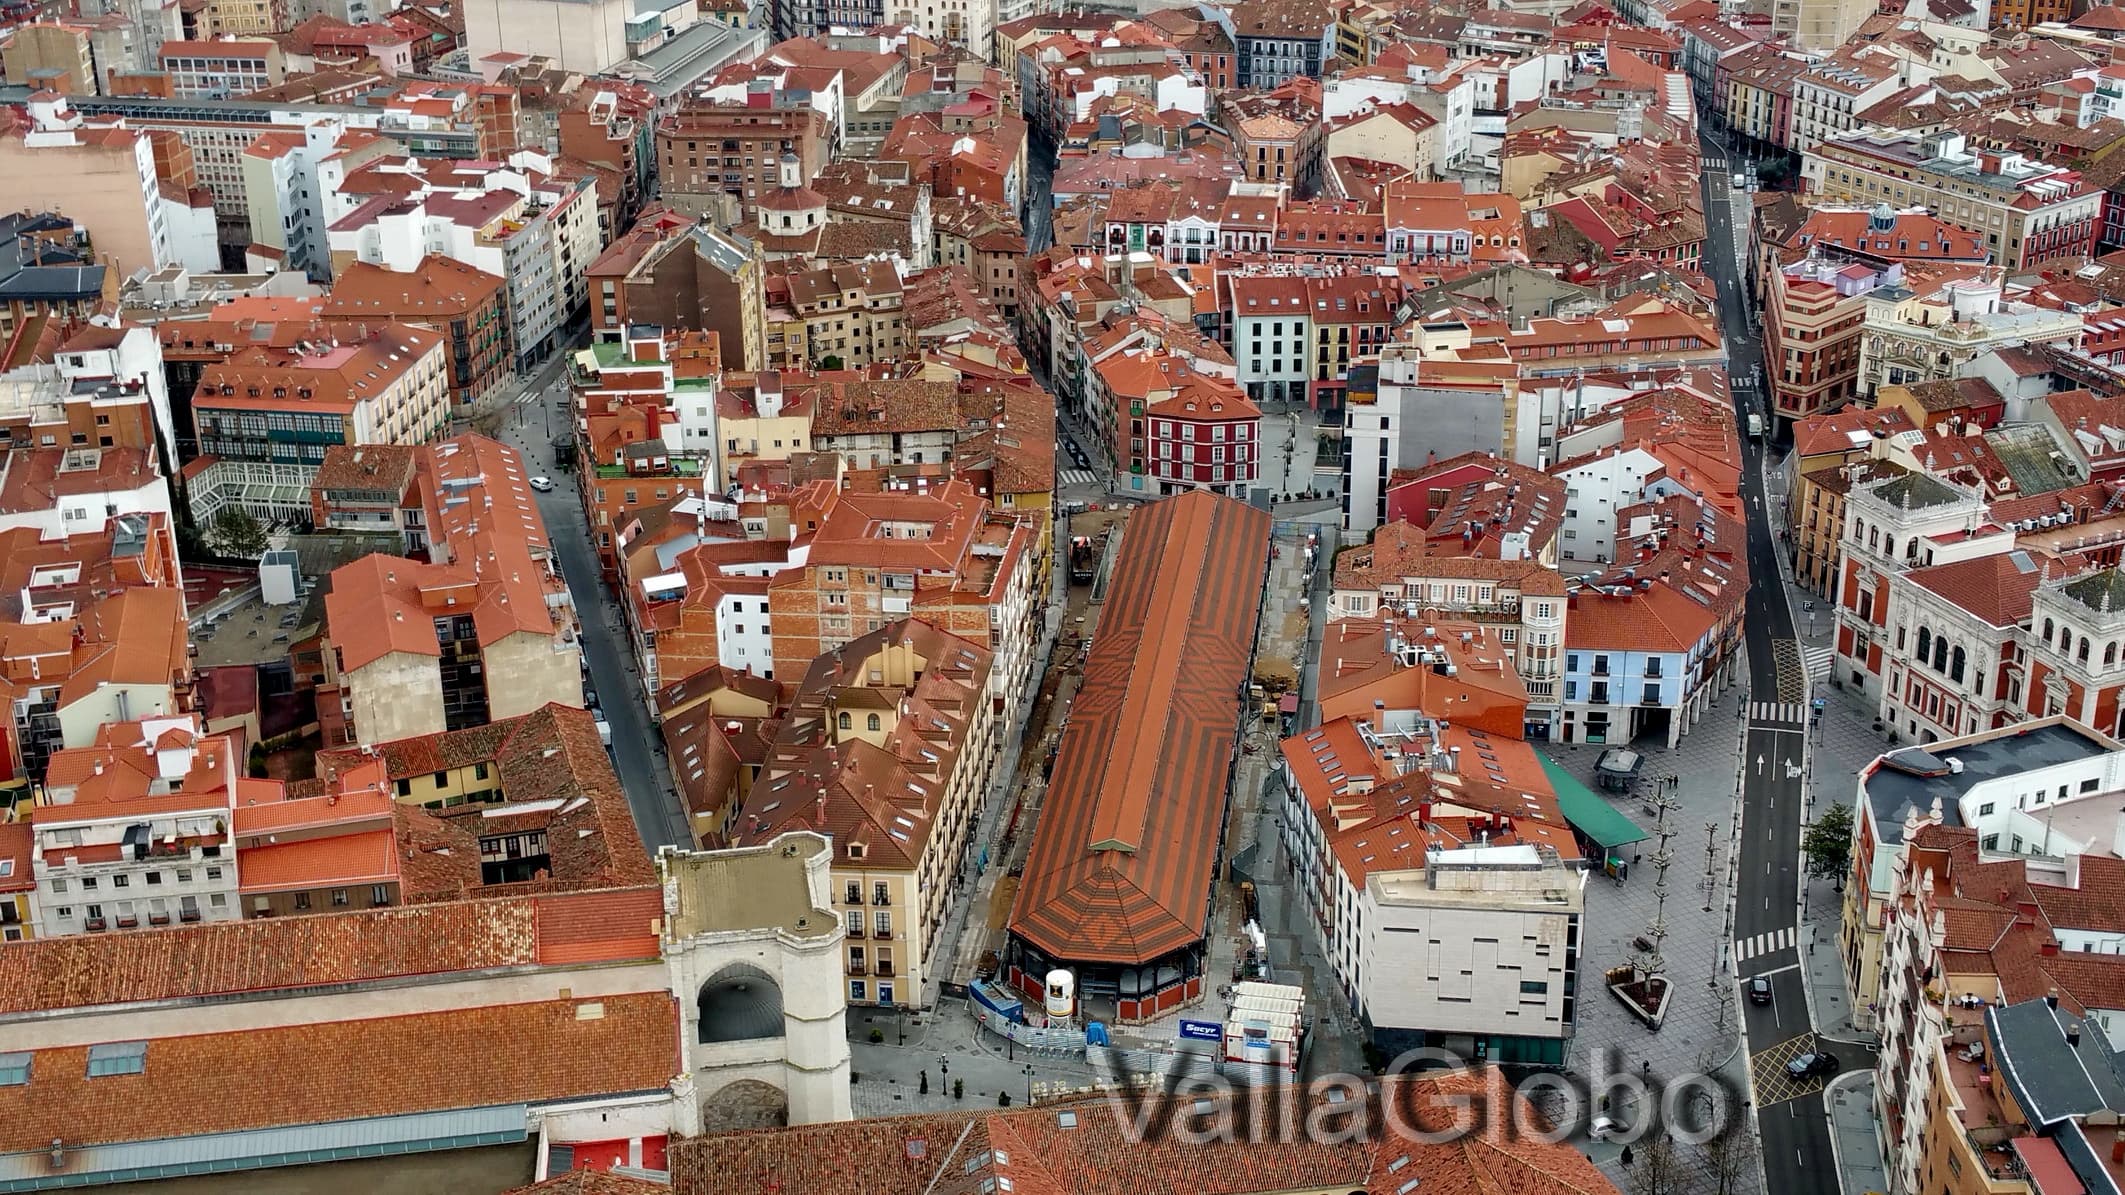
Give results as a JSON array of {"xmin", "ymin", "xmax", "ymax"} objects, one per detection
[
  {"xmin": 1735, "ymin": 927, "xmax": 1798, "ymax": 963},
  {"xmin": 1705, "ymin": 156, "xmax": 1727, "ymax": 171},
  {"xmin": 1059, "ymin": 468, "xmax": 1103, "ymax": 489},
  {"xmin": 1749, "ymin": 701, "xmax": 1808, "ymax": 726},
  {"xmin": 1803, "ymin": 645, "xmax": 1834, "ymax": 683}
]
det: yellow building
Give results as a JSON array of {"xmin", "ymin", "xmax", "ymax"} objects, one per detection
[
  {"xmin": 715, "ymin": 373, "xmax": 815, "ymax": 483},
  {"xmin": 202, "ymin": 0, "xmax": 285, "ymax": 36},
  {"xmin": 728, "ymin": 620, "xmax": 998, "ymax": 1008},
  {"xmin": 2, "ymin": 22, "xmax": 97, "ymax": 95}
]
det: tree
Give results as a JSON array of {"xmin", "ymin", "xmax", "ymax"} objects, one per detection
[
  {"xmin": 1700, "ymin": 1122, "xmax": 1754, "ymax": 1195},
  {"xmin": 1628, "ymin": 1134, "xmax": 1685, "ymax": 1195},
  {"xmin": 208, "ymin": 507, "xmax": 269, "ymax": 559},
  {"xmin": 818, "ymin": 354, "xmax": 846, "ymax": 371},
  {"xmin": 1804, "ymin": 803, "xmax": 1855, "ymax": 880}
]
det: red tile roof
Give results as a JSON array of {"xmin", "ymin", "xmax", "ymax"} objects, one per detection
[
  {"xmin": 1010, "ymin": 491, "xmax": 1270, "ymax": 966},
  {"xmin": 668, "ymin": 1069, "xmax": 1617, "ymax": 1195},
  {"xmin": 0, "ymin": 888, "xmax": 660, "ymax": 1015},
  {"xmin": 1904, "ymin": 552, "xmax": 2043, "ymax": 628},
  {"xmin": 0, "ymin": 991, "xmax": 677, "ymax": 1153}
]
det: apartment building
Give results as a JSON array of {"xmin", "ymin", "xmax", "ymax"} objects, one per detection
[
  {"xmin": 4, "ymin": 21, "xmax": 105, "ymax": 95},
  {"xmin": 321, "ymin": 258, "xmax": 511, "ymax": 407},
  {"xmin": 656, "ymin": 100, "xmax": 831, "ymax": 216},
  {"xmin": 1838, "ymin": 717, "xmax": 2125, "ymax": 1031},
  {"xmin": 588, "ymin": 216, "xmax": 766, "ymax": 372},
  {"xmin": 0, "ymin": 97, "xmax": 197, "ymax": 281},
  {"xmin": 1759, "ymin": 205, "xmax": 1990, "ymax": 422},
  {"xmin": 1804, "ymin": 130, "xmax": 2102, "ymax": 270},
  {"xmin": 30, "ymin": 714, "xmax": 241, "ymax": 937},
  {"xmin": 1785, "ymin": 408, "xmax": 1918, "ymax": 596},
  {"xmin": 158, "ymin": 39, "xmax": 285, "ymax": 99},
  {"xmin": 1857, "ymin": 272, "xmax": 2082, "ymax": 399},
  {"xmin": 241, "ymin": 120, "xmax": 394, "ymax": 283},
  {"xmin": 186, "ymin": 323, "xmax": 450, "ymax": 525},
  {"xmin": 320, "ymin": 545, "xmax": 578, "ymax": 746},
  {"xmin": 1282, "ymin": 712, "xmax": 1584, "ymax": 1064},
  {"xmin": 769, "ymin": 260, "xmax": 906, "ymax": 370},
  {"xmin": 326, "ymin": 154, "xmax": 601, "ymax": 367},
  {"xmin": 0, "ymin": 823, "xmax": 29, "ymax": 939},
  {"xmin": 1330, "ymin": 523, "xmax": 1568, "ymax": 734},
  {"xmin": 0, "ymin": 583, "xmax": 192, "ymax": 788},
  {"xmin": 1091, "ymin": 347, "xmax": 1262, "ymax": 499},
  {"xmin": 1772, "ymin": 0, "xmax": 1876, "ymax": 52},
  {"xmin": 768, "ymin": 477, "xmax": 1039, "ymax": 724},
  {"xmin": 313, "ymin": 434, "xmax": 583, "ymax": 744},
  {"xmin": 725, "ymin": 619, "xmax": 997, "ymax": 1007}
]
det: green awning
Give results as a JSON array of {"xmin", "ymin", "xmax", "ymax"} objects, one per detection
[{"xmin": 1538, "ymin": 754, "xmax": 1649, "ymax": 851}]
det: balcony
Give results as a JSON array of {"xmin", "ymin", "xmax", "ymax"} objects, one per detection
[
  {"xmin": 845, "ymin": 923, "xmax": 866, "ymax": 939},
  {"xmin": 148, "ymin": 913, "xmax": 169, "ymax": 926},
  {"xmin": 876, "ymin": 961, "xmax": 896, "ymax": 977},
  {"xmin": 178, "ymin": 908, "xmax": 200, "ymax": 923},
  {"xmin": 872, "ymin": 889, "xmax": 892, "ymax": 906},
  {"xmin": 84, "ymin": 918, "xmax": 107, "ymax": 932},
  {"xmin": 846, "ymin": 955, "xmax": 867, "ymax": 976}
]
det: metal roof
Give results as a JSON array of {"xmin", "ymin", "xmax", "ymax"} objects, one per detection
[{"xmin": 0, "ymin": 1105, "xmax": 528, "ymax": 1191}]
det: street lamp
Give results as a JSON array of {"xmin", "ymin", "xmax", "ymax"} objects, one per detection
[{"xmin": 1023, "ymin": 1063, "xmax": 1036, "ymax": 1105}]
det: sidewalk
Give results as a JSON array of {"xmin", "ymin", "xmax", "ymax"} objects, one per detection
[
  {"xmin": 925, "ymin": 555, "xmax": 1072, "ymax": 1007},
  {"xmin": 1800, "ymin": 876, "xmax": 1861, "ymax": 1042},
  {"xmin": 1827, "ymin": 1071, "xmax": 1889, "ymax": 1195}
]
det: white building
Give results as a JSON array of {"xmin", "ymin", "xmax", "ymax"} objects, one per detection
[
  {"xmin": 241, "ymin": 118, "xmax": 387, "ymax": 284},
  {"xmin": 1358, "ymin": 845, "xmax": 1583, "ymax": 1064},
  {"xmin": 325, "ymin": 154, "xmax": 601, "ymax": 368},
  {"xmin": 660, "ymin": 831, "xmax": 854, "ymax": 1131},
  {"xmin": 31, "ymin": 716, "xmax": 243, "ymax": 938},
  {"xmin": 1277, "ymin": 714, "xmax": 1586, "ymax": 1067}
]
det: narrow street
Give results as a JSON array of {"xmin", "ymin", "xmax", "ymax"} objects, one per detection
[
  {"xmin": 1697, "ymin": 126, "xmax": 1847, "ymax": 1195},
  {"xmin": 492, "ymin": 365, "xmax": 694, "ymax": 853}
]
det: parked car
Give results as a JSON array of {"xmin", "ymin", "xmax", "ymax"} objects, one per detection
[
  {"xmin": 1588, "ymin": 1116, "xmax": 1626, "ymax": 1141},
  {"xmin": 529, "ymin": 476, "xmax": 556, "ymax": 492},
  {"xmin": 1785, "ymin": 1051, "xmax": 1838, "ymax": 1080},
  {"xmin": 1748, "ymin": 976, "xmax": 1772, "ymax": 1006}
]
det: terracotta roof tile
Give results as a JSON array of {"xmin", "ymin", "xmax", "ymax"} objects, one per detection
[
  {"xmin": 1010, "ymin": 491, "xmax": 1271, "ymax": 965},
  {"xmin": 0, "ymin": 991, "xmax": 677, "ymax": 1152}
]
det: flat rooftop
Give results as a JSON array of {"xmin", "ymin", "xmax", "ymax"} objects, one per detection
[
  {"xmin": 1864, "ymin": 721, "xmax": 2112, "ymax": 846},
  {"xmin": 663, "ymin": 832, "xmax": 840, "ymax": 941}
]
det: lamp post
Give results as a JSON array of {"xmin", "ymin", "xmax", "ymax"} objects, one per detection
[{"xmin": 1023, "ymin": 1063, "xmax": 1035, "ymax": 1106}]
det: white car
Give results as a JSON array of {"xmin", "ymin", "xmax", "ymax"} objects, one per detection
[
  {"xmin": 529, "ymin": 476, "xmax": 556, "ymax": 492},
  {"xmin": 1589, "ymin": 1116, "xmax": 1627, "ymax": 1141}
]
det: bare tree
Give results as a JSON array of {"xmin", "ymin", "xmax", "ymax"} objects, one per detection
[
  {"xmin": 1701, "ymin": 1124, "xmax": 1755, "ymax": 1195},
  {"xmin": 1629, "ymin": 1133, "xmax": 1687, "ymax": 1195}
]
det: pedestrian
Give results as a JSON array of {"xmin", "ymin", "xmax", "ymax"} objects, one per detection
[
  {"xmin": 1620, "ymin": 1146, "xmax": 1635, "ymax": 1167},
  {"xmin": 1641, "ymin": 1059, "xmax": 1651, "ymax": 1076}
]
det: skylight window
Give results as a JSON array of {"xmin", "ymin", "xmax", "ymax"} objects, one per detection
[{"xmin": 86, "ymin": 1041, "xmax": 145, "ymax": 1078}]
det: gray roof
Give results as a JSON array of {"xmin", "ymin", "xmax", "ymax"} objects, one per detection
[
  {"xmin": 1986, "ymin": 422, "xmax": 2080, "ymax": 497},
  {"xmin": 1863, "ymin": 721, "xmax": 2107, "ymax": 846},
  {"xmin": 2062, "ymin": 569, "xmax": 2125, "ymax": 616},
  {"xmin": 1869, "ymin": 471, "xmax": 1965, "ymax": 511},
  {"xmin": 2058, "ymin": 1121, "xmax": 2125, "ymax": 1195},
  {"xmin": 0, "ymin": 1104, "xmax": 529, "ymax": 1190},
  {"xmin": 1988, "ymin": 998, "xmax": 2125, "ymax": 1128}
]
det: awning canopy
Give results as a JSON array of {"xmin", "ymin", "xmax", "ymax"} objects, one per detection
[{"xmin": 1539, "ymin": 754, "xmax": 1649, "ymax": 851}]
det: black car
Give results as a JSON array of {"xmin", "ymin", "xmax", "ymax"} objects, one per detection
[
  {"xmin": 1785, "ymin": 1051, "xmax": 1838, "ymax": 1080},
  {"xmin": 1747, "ymin": 976, "xmax": 1772, "ymax": 1005}
]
